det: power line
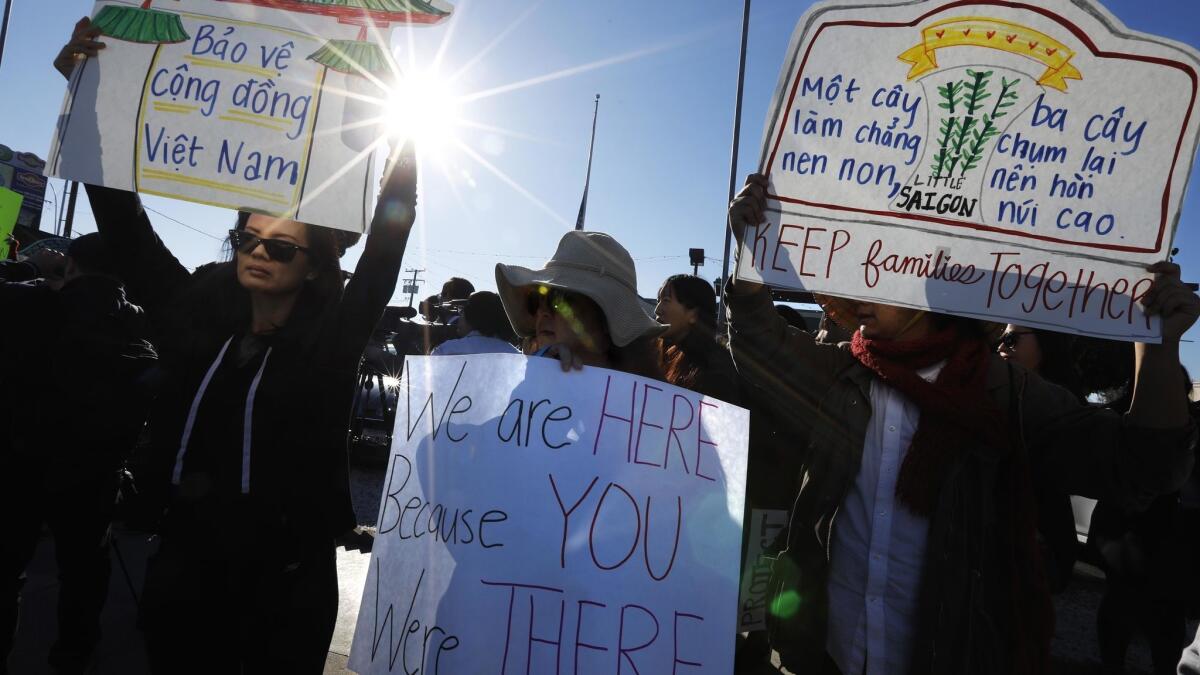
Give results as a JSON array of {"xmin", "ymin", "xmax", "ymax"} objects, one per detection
[
  {"xmin": 142, "ymin": 204, "xmax": 224, "ymax": 242},
  {"xmin": 422, "ymin": 246, "xmax": 548, "ymax": 260}
]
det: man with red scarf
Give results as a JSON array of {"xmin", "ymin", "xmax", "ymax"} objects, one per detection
[{"xmin": 724, "ymin": 173, "xmax": 1198, "ymax": 675}]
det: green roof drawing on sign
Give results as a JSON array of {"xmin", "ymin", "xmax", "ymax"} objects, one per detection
[
  {"xmin": 92, "ymin": 2, "xmax": 189, "ymax": 44},
  {"xmin": 308, "ymin": 39, "xmax": 394, "ymax": 76}
]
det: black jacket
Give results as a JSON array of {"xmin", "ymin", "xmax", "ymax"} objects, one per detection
[
  {"xmin": 0, "ymin": 269, "xmax": 157, "ymax": 487},
  {"xmin": 726, "ymin": 284, "xmax": 1196, "ymax": 675},
  {"xmin": 86, "ymin": 181, "xmax": 410, "ymax": 548}
]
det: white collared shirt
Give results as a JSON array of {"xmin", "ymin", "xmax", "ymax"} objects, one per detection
[
  {"xmin": 826, "ymin": 362, "xmax": 944, "ymax": 675},
  {"xmin": 430, "ymin": 331, "xmax": 520, "ymax": 356}
]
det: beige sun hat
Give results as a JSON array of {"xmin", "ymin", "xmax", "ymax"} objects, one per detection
[{"xmin": 495, "ymin": 230, "xmax": 666, "ymax": 347}]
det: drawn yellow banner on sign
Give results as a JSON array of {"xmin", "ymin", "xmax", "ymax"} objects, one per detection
[{"xmin": 898, "ymin": 17, "xmax": 1083, "ymax": 91}]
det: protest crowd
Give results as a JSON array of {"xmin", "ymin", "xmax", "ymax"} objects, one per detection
[{"xmin": 5, "ymin": 8, "xmax": 1200, "ymax": 675}]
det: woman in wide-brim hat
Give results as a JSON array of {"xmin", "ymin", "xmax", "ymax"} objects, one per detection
[{"xmin": 496, "ymin": 230, "xmax": 665, "ymax": 379}]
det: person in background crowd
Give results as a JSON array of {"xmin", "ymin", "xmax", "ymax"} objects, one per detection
[
  {"xmin": 1089, "ymin": 367, "xmax": 1196, "ymax": 675},
  {"xmin": 815, "ymin": 313, "xmax": 852, "ymax": 344},
  {"xmin": 60, "ymin": 20, "xmax": 418, "ymax": 671},
  {"xmin": 997, "ymin": 325, "xmax": 1088, "ymax": 402},
  {"xmin": 439, "ymin": 276, "xmax": 475, "ymax": 303},
  {"xmin": 996, "ymin": 324, "xmax": 1089, "ymax": 595},
  {"xmin": 0, "ymin": 249, "xmax": 65, "ymax": 283},
  {"xmin": 496, "ymin": 230, "xmax": 664, "ymax": 379},
  {"xmin": 725, "ymin": 172, "xmax": 1197, "ymax": 675},
  {"xmin": 419, "ymin": 293, "xmax": 441, "ymax": 323},
  {"xmin": 430, "ymin": 291, "xmax": 519, "ymax": 355},
  {"xmin": 655, "ymin": 273, "xmax": 738, "ymax": 402},
  {"xmin": 1, "ymin": 234, "xmax": 157, "ymax": 675}
]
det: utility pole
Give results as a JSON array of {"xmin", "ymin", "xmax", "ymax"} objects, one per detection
[
  {"xmin": 402, "ymin": 268, "xmax": 425, "ymax": 307},
  {"xmin": 63, "ymin": 182, "xmax": 79, "ymax": 237},
  {"xmin": 575, "ymin": 94, "xmax": 600, "ymax": 231},
  {"xmin": 0, "ymin": 0, "xmax": 12, "ymax": 73}
]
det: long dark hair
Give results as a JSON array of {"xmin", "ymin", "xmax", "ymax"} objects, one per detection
[
  {"xmin": 611, "ymin": 336, "xmax": 664, "ymax": 381},
  {"xmin": 172, "ymin": 212, "xmax": 344, "ymax": 354},
  {"xmin": 658, "ymin": 274, "xmax": 719, "ymax": 389}
]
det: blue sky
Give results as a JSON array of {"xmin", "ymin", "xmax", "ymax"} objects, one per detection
[{"xmin": 2, "ymin": 0, "xmax": 1200, "ymax": 366}]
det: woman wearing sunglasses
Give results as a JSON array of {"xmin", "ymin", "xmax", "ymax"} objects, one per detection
[
  {"xmin": 78, "ymin": 138, "xmax": 417, "ymax": 672},
  {"xmin": 495, "ymin": 230, "xmax": 665, "ymax": 379},
  {"xmin": 996, "ymin": 325, "xmax": 1088, "ymax": 402}
]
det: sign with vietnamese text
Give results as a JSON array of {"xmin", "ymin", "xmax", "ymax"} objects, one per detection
[
  {"xmin": 737, "ymin": 0, "xmax": 1200, "ymax": 340},
  {"xmin": 48, "ymin": 0, "xmax": 450, "ymax": 233},
  {"xmin": 348, "ymin": 354, "xmax": 749, "ymax": 674}
]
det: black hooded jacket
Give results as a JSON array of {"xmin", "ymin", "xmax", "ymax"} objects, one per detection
[{"xmin": 84, "ymin": 180, "xmax": 409, "ymax": 551}]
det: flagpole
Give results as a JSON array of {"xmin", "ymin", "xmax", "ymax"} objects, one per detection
[
  {"xmin": 717, "ymin": 0, "xmax": 751, "ymax": 329},
  {"xmin": 575, "ymin": 94, "xmax": 600, "ymax": 231}
]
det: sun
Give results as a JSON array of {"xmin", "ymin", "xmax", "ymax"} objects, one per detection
[{"xmin": 384, "ymin": 70, "xmax": 462, "ymax": 155}]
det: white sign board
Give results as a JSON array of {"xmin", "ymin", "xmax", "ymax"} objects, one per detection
[
  {"xmin": 348, "ymin": 355, "xmax": 749, "ymax": 675},
  {"xmin": 737, "ymin": 0, "xmax": 1200, "ymax": 340},
  {"xmin": 48, "ymin": 0, "xmax": 450, "ymax": 233}
]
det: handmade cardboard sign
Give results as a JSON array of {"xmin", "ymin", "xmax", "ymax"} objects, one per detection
[
  {"xmin": 348, "ymin": 354, "xmax": 749, "ymax": 675},
  {"xmin": 47, "ymin": 0, "xmax": 450, "ymax": 233},
  {"xmin": 736, "ymin": 508, "xmax": 787, "ymax": 633},
  {"xmin": 736, "ymin": 0, "xmax": 1200, "ymax": 340}
]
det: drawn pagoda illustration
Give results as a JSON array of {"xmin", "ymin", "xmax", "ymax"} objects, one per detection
[{"xmin": 91, "ymin": 1, "xmax": 190, "ymax": 44}]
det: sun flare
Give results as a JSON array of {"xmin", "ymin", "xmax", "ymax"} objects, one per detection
[{"xmin": 384, "ymin": 70, "xmax": 462, "ymax": 155}]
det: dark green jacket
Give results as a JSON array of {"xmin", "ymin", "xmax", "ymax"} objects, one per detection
[{"xmin": 725, "ymin": 285, "xmax": 1195, "ymax": 675}]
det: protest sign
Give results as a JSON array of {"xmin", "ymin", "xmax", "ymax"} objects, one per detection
[
  {"xmin": 736, "ymin": 0, "xmax": 1200, "ymax": 340},
  {"xmin": 736, "ymin": 508, "xmax": 787, "ymax": 633},
  {"xmin": 47, "ymin": 0, "xmax": 450, "ymax": 233},
  {"xmin": 0, "ymin": 188, "xmax": 23, "ymax": 259},
  {"xmin": 348, "ymin": 354, "xmax": 749, "ymax": 674}
]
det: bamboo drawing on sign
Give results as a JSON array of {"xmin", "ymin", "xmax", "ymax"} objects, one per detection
[{"xmin": 930, "ymin": 70, "xmax": 1020, "ymax": 178}]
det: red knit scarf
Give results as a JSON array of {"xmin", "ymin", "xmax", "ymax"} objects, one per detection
[{"xmin": 850, "ymin": 326, "xmax": 1001, "ymax": 514}]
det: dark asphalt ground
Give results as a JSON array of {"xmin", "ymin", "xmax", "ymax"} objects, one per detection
[{"xmin": 6, "ymin": 462, "xmax": 1195, "ymax": 674}]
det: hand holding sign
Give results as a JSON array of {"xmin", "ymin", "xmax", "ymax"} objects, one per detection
[
  {"xmin": 1141, "ymin": 261, "xmax": 1200, "ymax": 343},
  {"xmin": 54, "ymin": 17, "xmax": 105, "ymax": 81}
]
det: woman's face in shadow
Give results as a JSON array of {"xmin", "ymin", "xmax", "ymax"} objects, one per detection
[
  {"xmin": 529, "ymin": 287, "xmax": 610, "ymax": 356},
  {"xmin": 998, "ymin": 324, "xmax": 1042, "ymax": 372},
  {"xmin": 235, "ymin": 213, "xmax": 313, "ymax": 296}
]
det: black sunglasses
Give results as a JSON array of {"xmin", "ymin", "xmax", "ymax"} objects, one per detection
[
  {"xmin": 525, "ymin": 287, "xmax": 586, "ymax": 315},
  {"xmin": 228, "ymin": 230, "xmax": 309, "ymax": 263},
  {"xmin": 996, "ymin": 330, "xmax": 1034, "ymax": 351}
]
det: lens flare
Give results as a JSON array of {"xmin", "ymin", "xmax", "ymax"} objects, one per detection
[{"xmin": 385, "ymin": 70, "xmax": 462, "ymax": 154}]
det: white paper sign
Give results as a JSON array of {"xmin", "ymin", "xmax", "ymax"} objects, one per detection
[
  {"xmin": 738, "ymin": 0, "xmax": 1200, "ymax": 340},
  {"xmin": 348, "ymin": 355, "xmax": 749, "ymax": 675},
  {"xmin": 48, "ymin": 0, "xmax": 450, "ymax": 233}
]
